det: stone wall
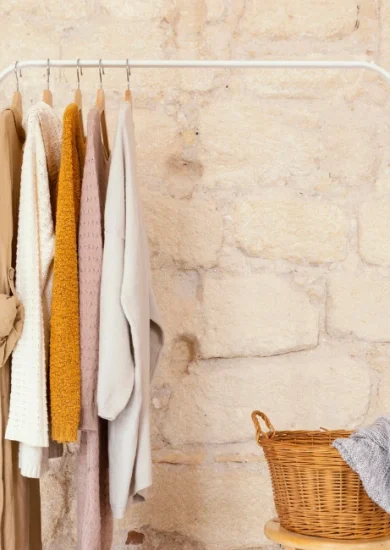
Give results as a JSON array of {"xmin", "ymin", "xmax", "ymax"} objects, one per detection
[{"xmin": 1, "ymin": 1, "xmax": 390, "ymax": 548}]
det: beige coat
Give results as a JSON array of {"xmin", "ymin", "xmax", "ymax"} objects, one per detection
[{"xmin": 0, "ymin": 107, "xmax": 41, "ymax": 549}]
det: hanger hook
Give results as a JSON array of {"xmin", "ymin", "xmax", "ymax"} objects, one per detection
[
  {"xmin": 14, "ymin": 61, "xmax": 21, "ymax": 92},
  {"xmin": 126, "ymin": 59, "xmax": 131, "ymax": 90},
  {"xmin": 99, "ymin": 59, "xmax": 105, "ymax": 89},
  {"xmin": 46, "ymin": 58, "xmax": 50, "ymax": 90},
  {"xmin": 76, "ymin": 58, "xmax": 83, "ymax": 89}
]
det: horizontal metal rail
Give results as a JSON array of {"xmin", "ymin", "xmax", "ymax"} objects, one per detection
[{"xmin": 1, "ymin": 59, "xmax": 390, "ymax": 85}]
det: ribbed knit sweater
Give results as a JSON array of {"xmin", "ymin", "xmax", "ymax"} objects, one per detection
[
  {"xmin": 6, "ymin": 102, "xmax": 62, "ymax": 478},
  {"xmin": 77, "ymin": 107, "xmax": 112, "ymax": 550},
  {"xmin": 50, "ymin": 104, "xmax": 85, "ymax": 443},
  {"xmin": 78, "ymin": 108, "xmax": 109, "ymax": 432}
]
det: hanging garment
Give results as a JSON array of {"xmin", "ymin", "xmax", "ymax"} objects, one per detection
[
  {"xmin": 50, "ymin": 103, "xmax": 86, "ymax": 443},
  {"xmin": 6, "ymin": 102, "xmax": 62, "ymax": 479},
  {"xmin": 77, "ymin": 107, "xmax": 112, "ymax": 550},
  {"xmin": 98, "ymin": 103, "xmax": 164, "ymax": 519},
  {"xmin": 0, "ymin": 106, "xmax": 42, "ymax": 550}
]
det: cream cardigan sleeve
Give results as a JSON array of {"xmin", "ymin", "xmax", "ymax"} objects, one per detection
[{"xmin": 98, "ymin": 116, "xmax": 134, "ymax": 421}]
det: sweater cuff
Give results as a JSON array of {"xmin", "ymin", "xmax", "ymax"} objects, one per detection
[
  {"xmin": 111, "ymin": 487, "xmax": 151, "ymax": 520},
  {"xmin": 51, "ymin": 424, "xmax": 79, "ymax": 444},
  {"xmin": 19, "ymin": 444, "xmax": 48, "ymax": 479},
  {"xmin": 80, "ymin": 406, "xmax": 98, "ymax": 432}
]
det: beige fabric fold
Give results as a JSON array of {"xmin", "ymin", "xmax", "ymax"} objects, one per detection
[{"xmin": 0, "ymin": 270, "xmax": 23, "ymax": 368}]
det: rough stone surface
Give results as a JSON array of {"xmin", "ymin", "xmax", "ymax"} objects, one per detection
[
  {"xmin": 320, "ymin": 102, "xmax": 382, "ymax": 187},
  {"xmin": 0, "ymin": 16, "xmax": 60, "ymax": 95},
  {"xmin": 129, "ymin": 527, "xmax": 206, "ymax": 550},
  {"xmin": 1, "ymin": 0, "xmax": 90, "ymax": 18},
  {"xmin": 127, "ymin": 464, "xmax": 275, "ymax": 550},
  {"xmin": 359, "ymin": 200, "xmax": 390, "ymax": 266},
  {"xmin": 151, "ymin": 269, "xmax": 201, "ymax": 348},
  {"xmin": 234, "ymin": 196, "xmax": 349, "ymax": 263},
  {"xmin": 199, "ymin": 99, "xmax": 321, "ymax": 190},
  {"xmin": 162, "ymin": 344, "xmax": 371, "ymax": 446},
  {"xmin": 327, "ymin": 271, "xmax": 390, "ymax": 341},
  {"xmin": 2, "ymin": 0, "xmax": 389, "ymax": 548},
  {"xmin": 41, "ymin": 449, "xmax": 77, "ymax": 549},
  {"xmin": 143, "ymin": 191, "xmax": 223, "ymax": 269},
  {"xmin": 153, "ymin": 449, "xmax": 206, "ymax": 465},
  {"xmin": 214, "ymin": 453, "xmax": 264, "ymax": 463},
  {"xmin": 99, "ymin": 0, "xmax": 165, "ymax": 19},
  {"xmin": 198, "ymin": 97, "xmax": 382, "ymax": 191},
  {"xmin": 201, "ymin": 274, "xmax": 319, "ymax": 358},
  {"xmin": 376, "ymin": 346, "xmax": 390, "ymax": 417},
  {"xmin": 237, "ymin": 0, "xmax": 362, "ymax": 40}
]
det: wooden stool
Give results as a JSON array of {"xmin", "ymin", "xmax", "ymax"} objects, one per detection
[{"xmin": 265, "ymin": 520, "xmax": 390, "ymax": 550}]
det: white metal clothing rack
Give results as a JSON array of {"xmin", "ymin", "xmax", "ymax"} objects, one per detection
[{"xmin": 1, "ymin": 59, "xmax": 390, "ymax": 85}]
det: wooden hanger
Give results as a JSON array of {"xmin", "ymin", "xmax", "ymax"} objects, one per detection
[
  {"xmin": 42, "ymin": 89, "xmax": 53, "ymax": 106},
  {"xmin": 12, "ymin": 91, "xmax": 22, "ymax": 116},
  {"xmin": 43, "ymin": 89, "xmax": 53, "ymax": 107},
  {"xmin": 74, "ymin": 88, "xmax": 82, "ymax": 109},
  {"xmin": 95, "ymin": 59, "xmax": 106, "ymax": 113},
  {"xmin": 95, "ymin": 59, "xmax": 109, "ymax": 154},
  {"xmin": 124, "ymin": 59, "xmax": 132, "ymax": 103},
  {"xmin": 74, "ymin": 59, "xmax": 83, "ymax": 109},
  {"xmin": 43, "ymin": 59, "xmax": 53, "ymax": 107},
  {"xmin": 95, "ymin": 88, "xmax": 105, "ymax": 114},
  {"xmin": 11, "ymin": 62, "xmax": 22, "ymax": 116},
  {"xmin": 74, "ymin": 59, "xmax": 85, "ymax": 135}
]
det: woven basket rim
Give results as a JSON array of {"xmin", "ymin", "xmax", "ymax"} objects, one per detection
[
  {"xmin": 269, "ymin": 428, "xmax": 352, "ymax": 436},
  {"xmin": 251, "ymin": 411, "xmax": 353, "ymax": 446},
  {"xmin": 258, "ymin": 429, "xmax": 352, "ymax": 448}
]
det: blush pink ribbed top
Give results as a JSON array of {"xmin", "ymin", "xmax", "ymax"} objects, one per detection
[{"xmin": 77, "ymin": 108, "xmax": 112, "ymax": 550}]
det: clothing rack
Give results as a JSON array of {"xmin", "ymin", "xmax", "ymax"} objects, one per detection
[{"xmin": 1, "ymin": 59, "xmax": 390, "ymax": 85}]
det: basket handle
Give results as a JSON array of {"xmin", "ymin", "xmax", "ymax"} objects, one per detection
[{"xmin": 251, "ymin": 410, "xmax": 276, "ymax": 444}]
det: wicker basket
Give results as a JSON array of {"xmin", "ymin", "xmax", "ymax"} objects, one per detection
[{"xmin": 251, "ymin": 410, "xmax": 390, "ymax": 540}]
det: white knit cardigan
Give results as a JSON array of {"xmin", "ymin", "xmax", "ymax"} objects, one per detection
[
  {"xmin": 98, "ymin": 103, "xmax": 164, "ymax": 518},
  {"xmin": 6, "ymin": 102, "xmax": 62, "ymax": 478}
]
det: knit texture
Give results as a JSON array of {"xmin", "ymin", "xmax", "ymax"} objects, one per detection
[
  {"xmin": 78, "ymin": 108, "xmax": 108, "ymax": 432},
  {"xmin": 77, "ymin": 108, "xmax": 112, "ymax": 550},
  {"xmin": 5, "ymin": 102, "xmax": 62, "ymax": 478},
  {"xmin": 50, "ymin": 104, "xmax": 85, "ymax": 443},
  {"xmin": 78, "ymin": 421, "xmax": 113, "ymax": 550},
  {"xmin": 333, "ymin": 417, "xmax": 390, "ymax": 514}
]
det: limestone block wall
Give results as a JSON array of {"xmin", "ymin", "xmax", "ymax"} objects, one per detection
[{"xmin": 1, "ymin": 1, "xmax": 390, "ymax": 549}]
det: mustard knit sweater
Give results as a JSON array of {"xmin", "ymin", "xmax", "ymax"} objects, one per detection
[{"xmin": 50, "ymin": 104, "xmax": 86, "ymax": 443}]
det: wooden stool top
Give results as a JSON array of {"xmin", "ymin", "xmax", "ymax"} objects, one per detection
[{"xmin": 265, "ymin": 520, "xmax": 390, "ymax": 549}]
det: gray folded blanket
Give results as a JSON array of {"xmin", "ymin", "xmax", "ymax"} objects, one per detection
[{"xmin": 333, "ymin": 417, "xmax": 390, "ymax": 513}]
